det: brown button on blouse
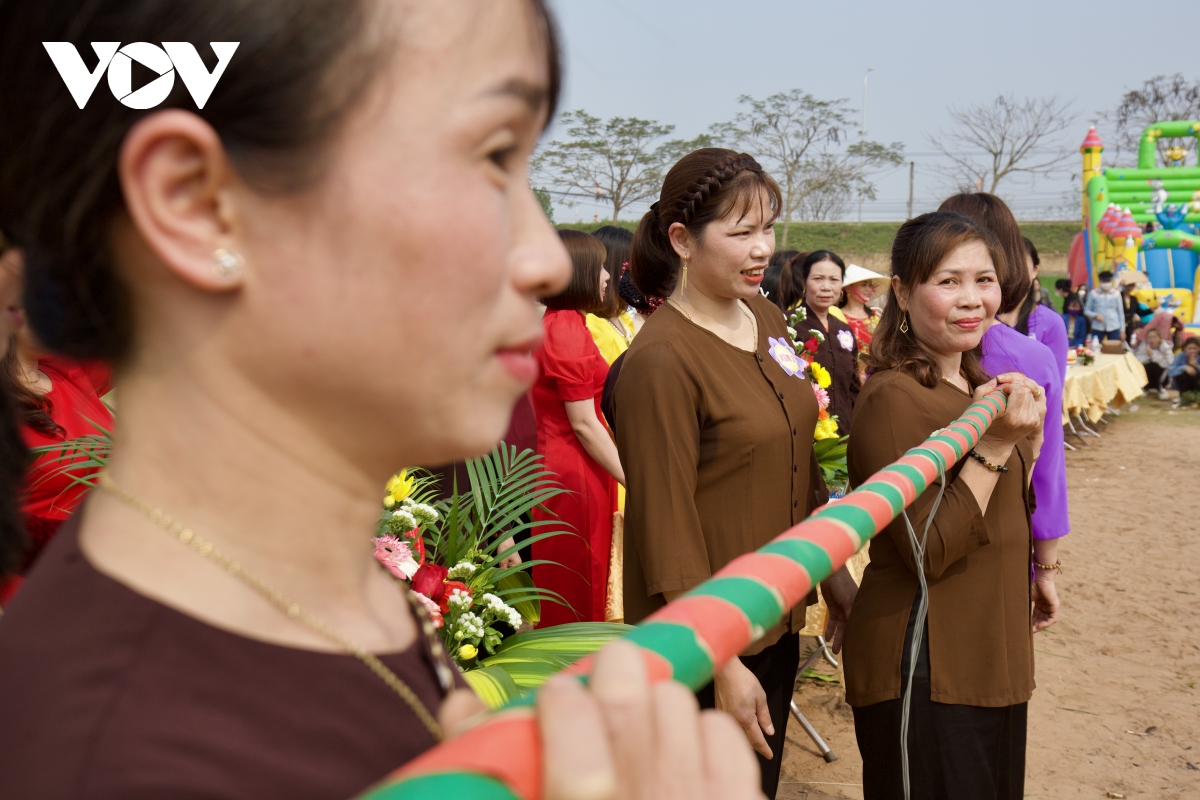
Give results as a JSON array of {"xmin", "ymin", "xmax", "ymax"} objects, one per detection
[
  {"xmin": 612, "ymin": 294, "xmax": 824, "ymax": 655},
  {"xmin": 842, "ymin": 368, "xmax": 1036, "ymax": 708}
]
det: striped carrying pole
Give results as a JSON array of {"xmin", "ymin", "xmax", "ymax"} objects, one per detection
[{"xmin": 361, "ymin": 390, "xmax": 1008, "ymax": 800}]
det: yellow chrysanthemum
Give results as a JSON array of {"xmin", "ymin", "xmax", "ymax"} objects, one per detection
[
  {"xmin": 809, "ymin": 362, "xmax": 832, "ymax": 389},
  {"xmin": 457, "ymin": 644, "xmax": 478, "ymax": 660},
  {"xmin": 384, "ymin": 469, "xmax": 415, "ymax": 507},
  {"xmin": 814, "ymin": 417, "xmax": 840, "ymax": 441}
]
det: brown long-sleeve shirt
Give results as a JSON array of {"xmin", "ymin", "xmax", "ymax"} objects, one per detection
[
  {"xmin": 612, "ymin": 295, "xmax": 823, "ymax": 655},
  {"xmin": 842, "ymin": 368, "xmax": 1036, "ymax": 708}
]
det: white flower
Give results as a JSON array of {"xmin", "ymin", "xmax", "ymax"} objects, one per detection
[
  {"xmin": 410, "ymin": 503, "xmax": 440, "ymax": 526},
  {"xmin": 453, "ymin": 611, "xmax": 485, "ymax": 641},
  {"xmin": 389, "ymin": 509, "xmax": 417, "ymax": 531},
  {"xmin": 480, "ymin": 593, "xmax": 523, "ymax": 628},
  {"xmin": 447, "ymin": 588, "xmax": 473, "ymax": 612},
  {"xmin": 447, "ymin": 561, "xmax": 477, "ymax": 581}
]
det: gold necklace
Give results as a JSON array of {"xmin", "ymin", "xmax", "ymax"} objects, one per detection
[
  {"xmin": 607, "ymin": 315, "xmax": 633, "ymax": 345},
  {"xmin": 668, "ymin": 298, "xmax": 759, "ymax": 350},
  {"xmin": 97, "ymin": 472, "xmax": 447, "ymax": 741}
]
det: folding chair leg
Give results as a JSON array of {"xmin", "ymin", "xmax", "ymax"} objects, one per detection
[
  {"xmin": 1074, "ymin": 414, "xmax": 1101, "ymax": 438},
  {"xmin": 790, "ymin": 701, "xmax": 838, "ymax": 762},
  {"xmin": 817, "ymin": 635, "xmax": 839, "ymax": 669}
]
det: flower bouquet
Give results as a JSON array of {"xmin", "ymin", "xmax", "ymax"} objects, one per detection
[
  {"xmin": 775, "ymin": 307, "xmax": 849, "ymax": 492},
  {"xmin": 374, "ymin": 444, "xmax": 630, "ymax": 707},
  {"xmin": 1074, "ymin": 346, "xmax": 1095, "ymax": 366}
]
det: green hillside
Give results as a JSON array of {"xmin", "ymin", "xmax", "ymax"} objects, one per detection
[{"xmin": 557, "ymin": 220, "xmax": 1081, "ymax": 255}]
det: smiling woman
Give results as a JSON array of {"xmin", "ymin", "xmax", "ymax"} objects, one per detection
[
  {"xmin": 0, "ymin": 2, "xmax": 764, "ymax": 799},
  {"xmin": 847, "ymin": 211, "xmax": 1048, "ymax": 800},
  {"xmin": 615, "ymin": 148, "xmax": 860, "ymax": 800}
]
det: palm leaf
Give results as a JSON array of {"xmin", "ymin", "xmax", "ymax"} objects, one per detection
[
  {"xmin": 460, "ymin": 664, "xmax": 521, "ymax": 709},
  {"xmin": 493, "ymin": 569, "xmax": 541, "ymax": 624},
  {"xmin": 476, "ymin": 622, "xmax": 633, "ymax": 691}
]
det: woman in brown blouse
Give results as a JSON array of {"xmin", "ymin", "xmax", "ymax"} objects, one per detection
[
  {"xmin": 0, "ymin": 3, "xmax": 764, "ymax": 799},
  {"xmin": 793, "ymin": 250, "xmax": 860, "ymax": 435},
  {"xmin": 613, "ymin": 148, "xmax": 859, "ymax": 800},
  {"xmin": 843, "ymin": 211, "xmax": 1048, "ymax": 799}
]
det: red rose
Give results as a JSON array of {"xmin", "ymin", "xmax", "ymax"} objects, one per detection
[
  {"xmin": 438, "ymin": 580, "xmax": 473, "ymax": 614},
  {"xmin": 410, "ymin": 564, "xmax": 448, "ymax": 601},
  {"xmin": 803, "ymin": 338, "xmax": 819, "ymax": 353}
]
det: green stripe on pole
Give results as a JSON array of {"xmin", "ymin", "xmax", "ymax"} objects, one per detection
[
  {"xmin": 361, "ymin": 773, "xmax": 517, "ymax": 799},
  {"xmin": 884, "ymin": 462, "xmax": 928, "ymax": 493},
  {"xmin": 688, "ymin": 576, "xmax": 783, "ymax": 624},
  {"xmin": 811, "ymin": 503, "xmax": 876, "ymax": 540},
  {"xmin": 624, "ymin": 621, "xmax": 714, "ymax": 687},
  {"xmin": 759, "ymin": 539, "xmax": 834, "ymax": 579},
  {"xmin": 862, "ymin": 480, "xmax": 908, "ymax": 516}
]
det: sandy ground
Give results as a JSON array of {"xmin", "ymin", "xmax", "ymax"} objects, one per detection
[{"xmin": 777, "ymin": 396, "xmax": 1200, "ymax": 799}]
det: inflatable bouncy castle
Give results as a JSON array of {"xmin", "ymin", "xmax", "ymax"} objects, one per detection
[{"xmin": 1079, "ymin": 122, "xmax": 1200, "ymax": 334}]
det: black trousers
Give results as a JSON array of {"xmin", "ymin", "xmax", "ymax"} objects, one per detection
[
  {"xmin": 852, "ymin": 608, "xmax": 1026, "ymax": 800},
  {"xmin": 1144, "ymin": 362, "xmax": 1167, "ymax": 392},
  {"xmin": 697, "ymin": 632, "xmax": 799, "ymax": 800},
  {"xmin": 1175, "ymin": 370, "xmax": 1200, "ymax": 393}
]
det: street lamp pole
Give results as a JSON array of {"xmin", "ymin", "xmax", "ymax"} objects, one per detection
[
  {"xmin": 858, "ymin": 67, "xmax": 875, "ymax": 224},
  {"xmin": 859, "ymin": 66, "xmax": 878, "ymax": 225}
]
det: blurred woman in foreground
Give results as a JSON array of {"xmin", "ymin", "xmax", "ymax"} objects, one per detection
[{"xmin": 0, "ymin": 2, "xmax": 762, "ymax": 798}]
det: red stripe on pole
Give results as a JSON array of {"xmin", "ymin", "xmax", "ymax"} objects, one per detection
[
  {"xmin": 865, "ymin": 470, "xmax": 918, "ymax": 504},
  {"xmin": 720, "ymin": 552, "xmax": 814, "ymax": 611},
  {"xmin": 391, "ymin": 711, "xmax": 541, "ymax": 800},
  {"xmin": 779, "ymin": 517, "xmax": 859, "ymax": 567},
  {"xmin": 652, "ymin": 594, "xmax": 753, "ymax": 661},
  {"xmin": 853, "ymin": 489, "xmax": 901, "ymax": 531}
]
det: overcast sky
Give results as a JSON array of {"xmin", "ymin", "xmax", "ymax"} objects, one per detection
[{"xmin": 543, "ymin": 0, "xmax": 1198, "ymax": 223}]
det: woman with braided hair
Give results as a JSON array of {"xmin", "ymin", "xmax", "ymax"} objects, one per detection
[{"xmin": 612, "ymin": 148, "xmax": 859, "ymax": 798}]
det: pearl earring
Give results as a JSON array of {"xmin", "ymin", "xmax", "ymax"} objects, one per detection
[{"xmin": 212, "ymin": 248, "xmax": 245, "ymax": 281}]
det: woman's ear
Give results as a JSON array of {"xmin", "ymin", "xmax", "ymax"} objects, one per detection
[
  {"xmin": 118, "ymin": 109, "xmax": 246, "ymax": 293},
  {"xmin": 667, "ymin": 222, "xmax": 692, "ymax": 263},
  {"xmin": 891, "ymin": 274, "xmax": 908, "ymax": 311}
]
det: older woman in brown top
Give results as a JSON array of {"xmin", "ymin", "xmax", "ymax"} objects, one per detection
[
  {"xmin": 843, "ymin": 212, "xmax": 1048, "ymax": 800},
  {"xmin": 613, "ymin": 148, "xmax": 858, "ymax": 800},
  {"xmin": 0, "ymin": 3, "xmax": 766, "ymax": 799}
]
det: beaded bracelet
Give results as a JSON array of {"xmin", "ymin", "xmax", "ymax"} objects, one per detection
[
  {"xmin": 967, "ymin": 449, "xmax": 1009, "ymax": 473},
  {"xmin": 1033, "ymin": 560, "xmax": 1062, "ymax": 572}
]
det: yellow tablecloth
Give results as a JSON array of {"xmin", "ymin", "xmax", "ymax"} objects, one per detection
[{"xmin": 1062, "ymin": 353, "xmax": 1148, "ymax": 423}]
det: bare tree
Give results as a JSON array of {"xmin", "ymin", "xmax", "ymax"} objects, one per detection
[
  {"xmin": 927, "ymin": 95, "xmax": 1077, "ymax": 194},
  {"xmin": 793, "ymin": 143, "xmax": 904, "ymax": 221},
  {"xmin": 532, "ymin": 111, "xmax": 709, "ymax": 222},
  {"xmin": 1100, "ymin": 74, "xmax": 1200, "ymax": 162},
  {"xmin": 714, "ymin": 90, "xmax": 902, "ymax": 236}
]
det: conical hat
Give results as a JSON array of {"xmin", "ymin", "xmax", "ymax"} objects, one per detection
[{"xmin": 843, "ymin": 263, "xmax": 888, "ymax": 288}]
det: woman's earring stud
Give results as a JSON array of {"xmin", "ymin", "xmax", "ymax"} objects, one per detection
[{"xmin": 212, "ymin": 248, "xmax": 245, "ymax": 281}]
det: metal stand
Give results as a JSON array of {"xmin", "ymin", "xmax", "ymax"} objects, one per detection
[
  {"xmin": 790, "ymin": 636, "xmax": 839, "ymax": 763},
  {"xmin": 1072, "ymin": 413, "xmax": 1101, "ymax": 438}
]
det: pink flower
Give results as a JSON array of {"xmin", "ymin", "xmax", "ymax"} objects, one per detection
[
  {"xmin": 811, "ymin": 383, "xmax": 830, "ymax": 410},
  {"xmin": 373, "ymin": 535, "xmax": 420, "ymax": 580},
  {"xmin": 412, "ymin": 591, "xmax": 444, "ymax": 628}
]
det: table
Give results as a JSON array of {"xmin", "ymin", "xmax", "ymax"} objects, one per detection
[{"xmin": 1063, "ymin": 353, "xmax": 1148, "ymax": 423}]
